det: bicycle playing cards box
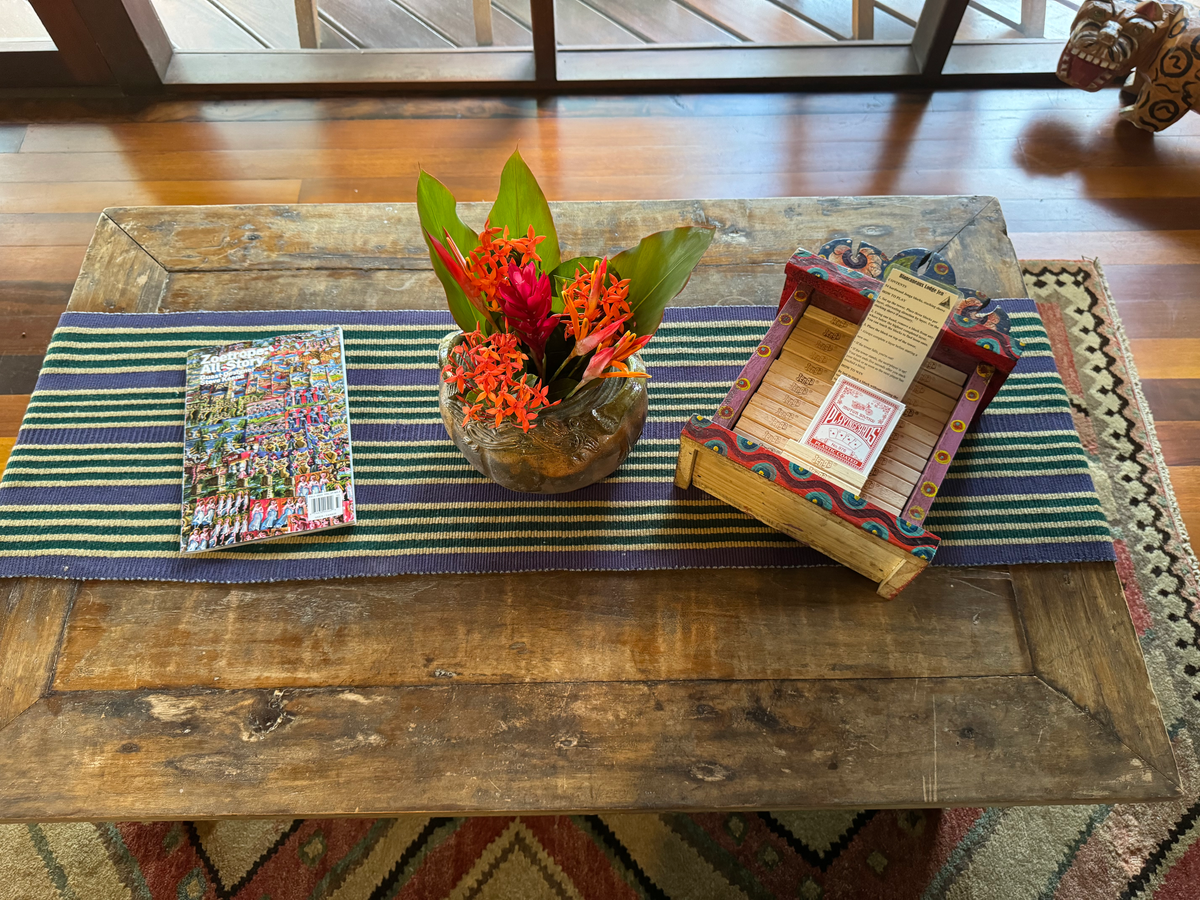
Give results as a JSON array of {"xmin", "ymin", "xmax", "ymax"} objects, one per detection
[
  {"xmin": 180, "ymin": 328, "xmax": 356, "ymax": 554},
  {"xmin": 787, "ymin": 375, "xmax": 905, "ymax": 493}
]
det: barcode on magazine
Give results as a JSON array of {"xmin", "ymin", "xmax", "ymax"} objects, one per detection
[{"xmin": 306, "ymin": 489, "xmax": 344, "ymax": 520}]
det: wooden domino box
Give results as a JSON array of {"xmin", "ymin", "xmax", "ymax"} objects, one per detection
[{"xmin": 675, "ymin": 250, "xmax": 1023, "ymax": 597}]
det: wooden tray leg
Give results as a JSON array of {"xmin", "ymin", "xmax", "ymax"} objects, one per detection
[
  {"xmin": 877, "ymin": 556, "xmax": 927, "ymax": 599},
  {"xmin": 675, "ymin": 440, "xmax": 700, "ymax": 489}
]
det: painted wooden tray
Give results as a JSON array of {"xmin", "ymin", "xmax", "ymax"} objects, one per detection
[{"xmin": 675, "ymin": 243, "xmax": 1022, "ymax": 596}]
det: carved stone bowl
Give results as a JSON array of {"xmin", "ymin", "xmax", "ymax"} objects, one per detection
[{"xmin": 437, "ymin": 331, "xmax": 650, "ymax": 494}]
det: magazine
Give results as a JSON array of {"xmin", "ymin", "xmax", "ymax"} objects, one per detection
[{"xmin": 180, "ymin": 328, "xmax": 355, "ymax": 554}]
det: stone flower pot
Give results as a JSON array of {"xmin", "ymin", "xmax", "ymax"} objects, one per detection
[{"xmin": 437, "ymin": 331, "xmax": 649, "ymax": 494}]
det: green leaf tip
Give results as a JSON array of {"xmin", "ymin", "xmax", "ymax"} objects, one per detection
[
  {"xmin": 416, "ymin": 169, "xmax": 486, "ymax": 334},
  {"xmin": 488, "ymin": 148, "xmax": 561, "ymax": 272}
]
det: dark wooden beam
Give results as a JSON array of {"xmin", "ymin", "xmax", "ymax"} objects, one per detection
[
  {"xmin": 0, "ymin": 48, "xmax": 82, "ymax": 88},
  {"xmin": 529, "ymin": 0, "xmax": 557, "ymax": 87},
  {"xmin": 912, "ymin": 0, "xmax": 971, "ymax": 76},
  {"xmin": 38, "ymin": 0, "xmax": 173, "ymax": 91},
  {"xmin": 22, "ymin": 3, "xmax": 113, "ymax": 85}
]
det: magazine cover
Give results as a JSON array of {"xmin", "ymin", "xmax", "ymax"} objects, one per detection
[{"xmin": 181, "ymin": 328, "xmax": 355, "ymax": 554}]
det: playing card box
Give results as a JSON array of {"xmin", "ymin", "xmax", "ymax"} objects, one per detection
[{"xmin": 674, "ymin": 248, "xmax": 1023, "ymax": 597}]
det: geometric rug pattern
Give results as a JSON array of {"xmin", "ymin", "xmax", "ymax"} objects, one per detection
[{"xmin": 1, "ymin": 260, "xmax": 1197, "ymax": 898}]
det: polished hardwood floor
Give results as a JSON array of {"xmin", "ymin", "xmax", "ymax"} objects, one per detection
[{"xmin": 0, "ymin": 89, "xmax": 1196, "ymax": 536}]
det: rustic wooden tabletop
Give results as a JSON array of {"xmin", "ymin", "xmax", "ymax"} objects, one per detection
[{"xmin": 0, "ymin": 197, "xmax": 1178, "ymax": 821}]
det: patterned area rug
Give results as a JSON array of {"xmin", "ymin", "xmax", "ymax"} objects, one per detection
[{"xmin": 1, "ymin": 260, "xmax": 1197, "ymax": 899}]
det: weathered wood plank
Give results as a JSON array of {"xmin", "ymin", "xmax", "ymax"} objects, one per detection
[
  {"xmin": 158, "ymin": 265, "xmax": 789, "ymax": 311},
  {"xmin": 68, "ymin": 215, "xmax": 168, "ymax": 313},
  {"xmin": 0, "ymin": 579, "xmax": 76, "ymax": 730},
  {"xmin": 53, "ymin": 567, "xmax": 1030, "ymax": 691},
  {"xmin": 940, "ymin": 197, "xmax": 1027, "ymax": 299},
  {"xmin": 0, "ymin": 126, "xmax": 25, "ymax": 153},
  {"xmin": 148, "ymin": 0, "xmax": 265, "ymax": 50},
  {"xmin": 396, "ymin": 0, "xmax": 531, "ymax": 47},
  {"xmin": 0, "ymin": 676, "xmax": 1176, "ymax": 822},
  {"xmin": 681, "ymin": 0, "xmax": 834, "ymax": 43},
  {"xmin": 1012, "ymin": 562, "xmax": 1179, "ymax": 787},
  {"xmin": 107, "ymin": 197, "xmax": 992, "ymax": 275},
  {"xmin": 539, "ymin": 0, "xmax": 643, "ymax": 45}
]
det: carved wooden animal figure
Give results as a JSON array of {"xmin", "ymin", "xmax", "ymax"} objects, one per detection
[{"xmin": 1058, "ymin": 0, "xmax": 1199, "ymax": 131}]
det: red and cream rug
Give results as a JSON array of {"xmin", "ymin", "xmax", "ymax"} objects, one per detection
[{"xmin": 2, "ymin": 260, "xmax": 1197, "ymax": 899}]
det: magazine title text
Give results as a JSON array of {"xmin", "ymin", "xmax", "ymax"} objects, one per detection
[{"xmin": 197, "ymin": 346, "xmax": 271, "ymax": 385}]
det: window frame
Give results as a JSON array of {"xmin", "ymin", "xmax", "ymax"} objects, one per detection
[{"xmin": 4, "ymin": 0, "xmax": 1068, "ymax": 93}]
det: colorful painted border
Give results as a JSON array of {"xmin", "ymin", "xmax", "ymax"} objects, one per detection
[
  {"xmin": 682, "ymin": 415, "xmax": 940, "ymax": 560},
  {"xmin": 779, "ymin": 252, "xmax": 1023, "ymax": 374},
  {"xmin": 711, "ymin": 295, "xmax": 806, "ymax": 429},
  {"xmin": 901, "ymin": 364, "xmax": 994, "ymax": 524}
]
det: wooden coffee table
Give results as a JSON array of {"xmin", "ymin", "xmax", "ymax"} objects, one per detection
[{"xmin": 0, "ymin": 197, "xmax": 1179, "ymax": 821}]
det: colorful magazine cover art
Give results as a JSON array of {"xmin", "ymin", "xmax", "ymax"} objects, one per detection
[{"xmin": 181, "ymin": 328, "xmax": 355, "ymax": 554}]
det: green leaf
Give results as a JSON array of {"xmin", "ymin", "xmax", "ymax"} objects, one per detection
[
  {"xmin": 548, "ymin": 256, "xmax": 601, "ymax": 312},
  {"xmin": 417, "ymin": 169, "xmax": 484, "ymax": 333},
  {"xmin": 541, "ymin": 320, "xmax": 571, "ymax": 376},
  {"xmin": 546, "ymin": 377, "xmax": 578, "ymax": 403},
  {"xmin": 487, "ymin": 148, "xmax": 560, "ymax": 272},
  {"xmin": 611, "ymin": 226, "xmax": 715, "ymax": 336}
]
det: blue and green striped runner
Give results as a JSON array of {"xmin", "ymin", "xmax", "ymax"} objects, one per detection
[{"xmin": 0, "ymin": 304, "xmax": 1113, "ymax": 582}]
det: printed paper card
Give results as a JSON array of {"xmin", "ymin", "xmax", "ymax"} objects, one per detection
[
  {"xmin": 835, "ymin": 268, "xmax": 959, "ymax": 400},
  {"xmin": 785, "ymin": 375, "xmax": 905, "ymax": 493}
]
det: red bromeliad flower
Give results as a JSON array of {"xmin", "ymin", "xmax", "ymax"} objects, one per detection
[
  {"xmin": 427, "ymin": 221, "xmax": 547, "ymax": 325},
  {"xmin": 466, "ymin": 223, "xmax": 546, "ymax": 313},
  {"xmin": 495, "ymin": 260, "xmax": 558, "ymax": 380},
  {"xmin": 442, "ymin": 330, "xmax": 559, "ymax": 433}
]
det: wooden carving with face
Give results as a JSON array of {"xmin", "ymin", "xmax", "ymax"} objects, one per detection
[{"xmin": 1058, "ymin": 0, "xmax": 1200, "ymax": 131}]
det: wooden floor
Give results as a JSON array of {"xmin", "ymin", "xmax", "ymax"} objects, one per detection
[{"xmin": 0, "ymin": 89, "xmax": 1196, "ymax": 539}]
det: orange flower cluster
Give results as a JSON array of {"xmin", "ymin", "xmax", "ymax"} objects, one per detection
[
  {"xmin": 560, "ymin": 259, "xmax": 632, "ymax": 347},
  {"xmin": 442, "ymin": 330, "xmax": 557, "ymax": 432},
  {"xmin": 465, "ymin": 223, "xmax": 546, "ymax": 313}
]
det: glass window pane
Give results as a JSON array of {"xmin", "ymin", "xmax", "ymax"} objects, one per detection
[
  {"xmin": 0, "ymin": 0, "xmax": 54, "ymax": 46},
  {"xmin": 954, "ymin": 0, "xmax": 1077, "ymax": 41},
  {"xmin": 149, "ymin": 0, "xmax": 531, "ymax": 50},
  {"xmin": 555, "ymin": 0, "xmax": 926, "ymax": 47}
]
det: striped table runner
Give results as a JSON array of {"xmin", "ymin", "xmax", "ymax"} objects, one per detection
[{"xmin": 0, "ymin": 304, "xmax": 1113, "ymax": 583}]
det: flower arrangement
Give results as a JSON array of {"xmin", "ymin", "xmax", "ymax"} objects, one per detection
[{"xmin": 419, "ymin": 150, "xmax": 714, "ymax": 432}]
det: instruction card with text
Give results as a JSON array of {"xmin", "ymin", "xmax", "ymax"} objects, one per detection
[
  {"xmin": 788, "ymin": 268, "xmax": 959, "ymax": 493},
  {"xmin": 837, "ymin": 268, "xmax": 960, "ymax": 401}
]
